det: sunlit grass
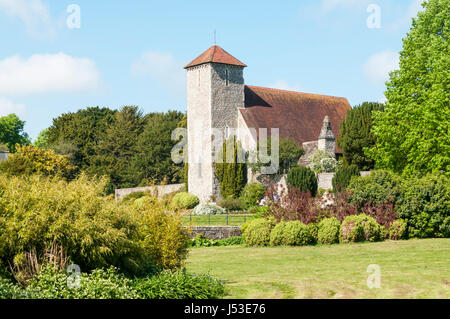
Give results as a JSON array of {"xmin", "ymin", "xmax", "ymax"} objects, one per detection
[{"xmin": 186, "ymin": 238, "xmax": 450, "ymax": 299}]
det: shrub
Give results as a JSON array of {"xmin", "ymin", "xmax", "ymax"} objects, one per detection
[
  {"xmin": 0, "ymin": 174, "xmax": 147, "ymax": 275},
  {"xmin": 324, "ymin": 191, "xmax": 358, "ymax": 222},
  {"xmin": 307, "ymin": 222, "xmax": 319, "ymax": 243},
  {"xmin": 190, "ymin": 235, "xmax": 244, "ymax": 248},
  {"xmin": 348, "ymin": 170, "xmax": 401, "ymax": 209},
  {"xmin": 318, "ymin": 217, "xmax": 341, "ymax": 244},
  {"xmin": 215, "ymin": 136, "xmax": 247, "ymax": 198},
  {"xmin": 132, "ymin": 270, "xmax": 225, "ymax": 299},
  {"xmin": 122, "ymin": 191, "xmax": 147, "ymax": 202},
  {"xmin": 287, "ymin": 166, "xmax": 318, "ymax": 197},
  {"xmin": 132, "ymin": 196, "xmax": 191, "ymax": 270},
  {"xmin": 308, "ymin": 149, "xmax": 338, "ymax": 174},
  {"xmin": 269, "ymin": 221, "xmax": 313, "ymax": 246},
  {"xmin": 0, "ymin": 144, "xmax": 77, "ymax": 180},
  {"xmin": 332, "ymin": 165, "xmax": 360, "ymax": 193},
  {"xmin": 1, "ymin": 266, "xmax": 226, "ymax": 299},
  {"xmin": 172, "ymin": 192, "xmax": 200, "ymax": 209},
  {"xmin": 339, "ymin": 214, "xmax": 382, "ymax": 243},
  {"xmin": 265, "ymin": 185, "xmax": 324, "ymax": 224},
  {"xmin": 397, "ymin": 174, "xmax": 450, "ymax": 238},
  {"xmin": 240, "ymin": 183, "xmax": 266, "ymax": 209},
  {"xmin": 243, "ymin": 218, "xmax": 276, "ymax": 246},
  {"xmin": 389, "ymin": 219, "xmax": 408, "ymax": 240},
  {"xmin": 218, "ymin": 197, "xmax": 244, "ymax": 211},
  {"xmin": 192, "ymin": 203, "xmax": 226, "ymax": 215}
]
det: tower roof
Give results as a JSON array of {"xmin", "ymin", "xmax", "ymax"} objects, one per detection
[{"xmin": 184, "ymin": 45, "xmax": 247, "ymax": 69}]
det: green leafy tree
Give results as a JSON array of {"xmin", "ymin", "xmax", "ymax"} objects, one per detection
[
  {"xmin": 91, "ymin": 106, "xmax": 147, "ymax": 189},
  {"xmin": 0, "ymin": 114, "xmax": 30, "ymax": 152},
  {"xmin": 249, "ymin": 137, "xmax": 304, "ymax": 175},
  {"xmin": 337, "ymin": 102, "xmax": 384, "ymax": 170},
  {"xmin": 46, "ymin": 107, "xmax": 116, "ymax": 169},
  {"xmin": 34, "ymin": 128, "xmax": 50, "ymax": 148},
  {"xmin": 129, "ymin": 110, "xmax": 185, "ymax": 186},
  {"xmin": 215, "ymin": 136, "xmax": 247, "ymax": 198},
  {"xmin": 367, "ymin": 0, "xmax": 450, "ymax": 176},
  {"xmin": 286, "ymin": 166, "xmax": 318, "ymax": 197}
]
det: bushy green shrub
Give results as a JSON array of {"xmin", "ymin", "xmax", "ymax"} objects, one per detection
[
  {"xmin": 0, "ymin": 174, "xmax": 191, "ymax": 276},
  {"xmin": 131, "ymin": 196, "xmax": 191, "ymax": 270},
  {"xmin": 287, "ymin": 166, "xmax": 318, "ymax": 197},
  {"xmin": 122, "ymin": 191, "xmax": 147, "ymax": 202},
  {"xmin": 240, "ymin": 183, "xmax": 266, "ymax": 209},
  {"xmin": 0, "ymin": 144, "xmax": 77, "ymax": 180},
  {"xmin": 332, "ymin": 165, "xmax": 360, "ymax": 193},
  {"xmin": 192, "ymin": 203, "xmax": 226, "ymax": 215},
  {"xmin": 132, "ymin": 270, "xmax": 225, "ymax": 299},
  {"xmin": 347, "ymin": 170, "xmax": 401, "ymax": 208},
  {"xmin": 339, "ymin": 214, "xmax": 382, "ymax": 243},
  {"xmin": 243, "ymin": 218, "xmax": 276, "ymax": 246},
  {"xmin": 190, "ymin": 235, "xmax": 244, "ymax": 248},
  {"xmin": 307, "ymin": 222, "xmax": 319, "ymax": 243},
  {"xmin": 218, "ymin": 197, "xmax": 244, "ymax": 211},
  {"xmin": 0, "ymin": 173, "xmax": 147, "ymax": 275},
  {"xmin": 172, "ymin": 192, "xmax": 200, "ymax": 209},
  {"xmin": 397, "ymin": 174, "xmax": 450, "ymax": 238},
  {"xmin": 1, "ymin": 266, "xmax": 225, "ymax": 299},
  {"xmin": 269, "ymin": 221, "xmax": 313, "ymax": 246},
  {"xmin": 389, "ymin": 219, "xmax": 408, "ymax": 240},
  {"xmin": 318, "ymin": 217, "xmax": 341, "ymax": 244}
]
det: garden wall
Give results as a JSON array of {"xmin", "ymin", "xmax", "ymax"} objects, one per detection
[
  {"xmin": 0, "ymin": 151, "xmax": 8, "ymax": 162},
  {"xmin": 190, "ymin": 226, "xmax": 242, "ymax": 239},
  {"xmin": 115, "ymin": 184, "xmax": 184, "ymax": 201}
]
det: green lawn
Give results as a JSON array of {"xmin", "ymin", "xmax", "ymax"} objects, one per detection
[
  {"xmin": 186, "ymin": 238, "xmax": 450, "ymax": 299},
  {"xmin": 182, "ymin": 214, "xmax": 255, "ymax": 226}
]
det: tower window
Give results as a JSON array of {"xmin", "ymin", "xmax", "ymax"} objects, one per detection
[{"xmin": 225, "ymin": 69, "xmax": 229, "ymax": 86}]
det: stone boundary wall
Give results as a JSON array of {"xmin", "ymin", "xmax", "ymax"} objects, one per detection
[
  {"xmin": 190, "ymin": 226, "xmax": 242, "ymax": 239},
  {"xmin": 0, "ymin": 151, "xmax": 8, "ymax": 162},
  {"xmin": 115, "ymin": 184, "xmax": 184, "ymax": 201}
]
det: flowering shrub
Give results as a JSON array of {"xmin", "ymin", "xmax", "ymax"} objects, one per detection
[
  {"xmin": 308, "ymin": 149, "xmax": 337, "ymax": 174},
  {"xmin": 192, "ymin": 203, "xmax": 226, "ymax": 215}
]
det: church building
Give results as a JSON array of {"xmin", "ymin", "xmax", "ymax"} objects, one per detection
[{"xmin": 185, "ymin": 45, "xmax": 351, "ymax": 203}]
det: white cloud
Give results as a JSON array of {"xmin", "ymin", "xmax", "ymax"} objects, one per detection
[
  {"xmin": 389, "ymin": 0, "xmax": 426, "ymax": 31},
  {"xmin": 0, "ymin": 53, "xmax": 101, "ymax": 96},
  {"xmin": 131, "ymin": 51, "xmax": 185, "ymax": 97},
  {"xmin": 0, "ymin": 97, "xmax": 25, "ymax": 117},
  {"xmin": 0, "ymin": 0, "xmax": 54, "ymax": 37},
  {"xmin": 364, "ymin": 50, "xmax": 399, "ymax": 84},
  {"xmin": 269, "ymin": 80, "xmax": 304, "ymax": 92}
]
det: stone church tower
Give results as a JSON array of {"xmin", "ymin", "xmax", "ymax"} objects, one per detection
[{"xmin": 184, "ymin": 45, "xmax": 246, "ymax": 203}]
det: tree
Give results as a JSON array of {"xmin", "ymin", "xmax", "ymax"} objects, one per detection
[
  {"xmin": 0, "ymin": 144, "xmax": 77, "ymax": 180},
  {"xmin": 367, "ymin": 0, "xmax": 450, "ymax": 176},
  {"xmin": 337, "ymin": 102, "xmax": 384, "ymax": 170},
  {"xmin": 46, "ymin": 107, "xmax": 116, "ymax": 169},
  {"xmin": 0, "ymin": 114, "xmax": 30, "ymax": 152},
  {"xmin": 249, "ymin": 137, "xmax": 305, "ymax": 175},
  {"xmin": 215, "ymin": 136, "xmax": 247, "ymax": 198},
  {"xmin": 286, "ymin": 166, "xmax": 318, "ymax": 197},
  {"xmin": 91, "ymin": 106, "xmax": 147, "ymax": 189},
  {"xmin": 128, "ymin": 110, "xmax": 184, "ymax": 186},
  {"xmin": 34, "ymin": 128, "xmax": 50, "ymax": 148}
]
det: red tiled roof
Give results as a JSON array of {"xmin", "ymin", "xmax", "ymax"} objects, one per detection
[
  {"xmin": 240, "ymin": 86, "xmax": 351, "ymax": 154},
  {"xmin": 184, "ymin": 45, "xmax": 247, "ymax": 69}
]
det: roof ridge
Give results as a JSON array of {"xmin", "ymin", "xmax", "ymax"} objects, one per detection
[{"xmin": 245, "ymin": 85, "xmax": 347, "ymax": 100}]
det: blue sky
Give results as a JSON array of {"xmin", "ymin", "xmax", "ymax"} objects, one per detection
[{"xmin": 0, "ymin": 0, "xmax": 425, "ymax": 140}]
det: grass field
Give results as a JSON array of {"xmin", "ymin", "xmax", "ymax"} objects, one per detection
[
  {"xmin": 186, "ymin": 239, "xmax": 450, "ymax": 299},
  {"xmin": 182, "ymin": 214, "xmax": 255, "ymax": 226}
]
